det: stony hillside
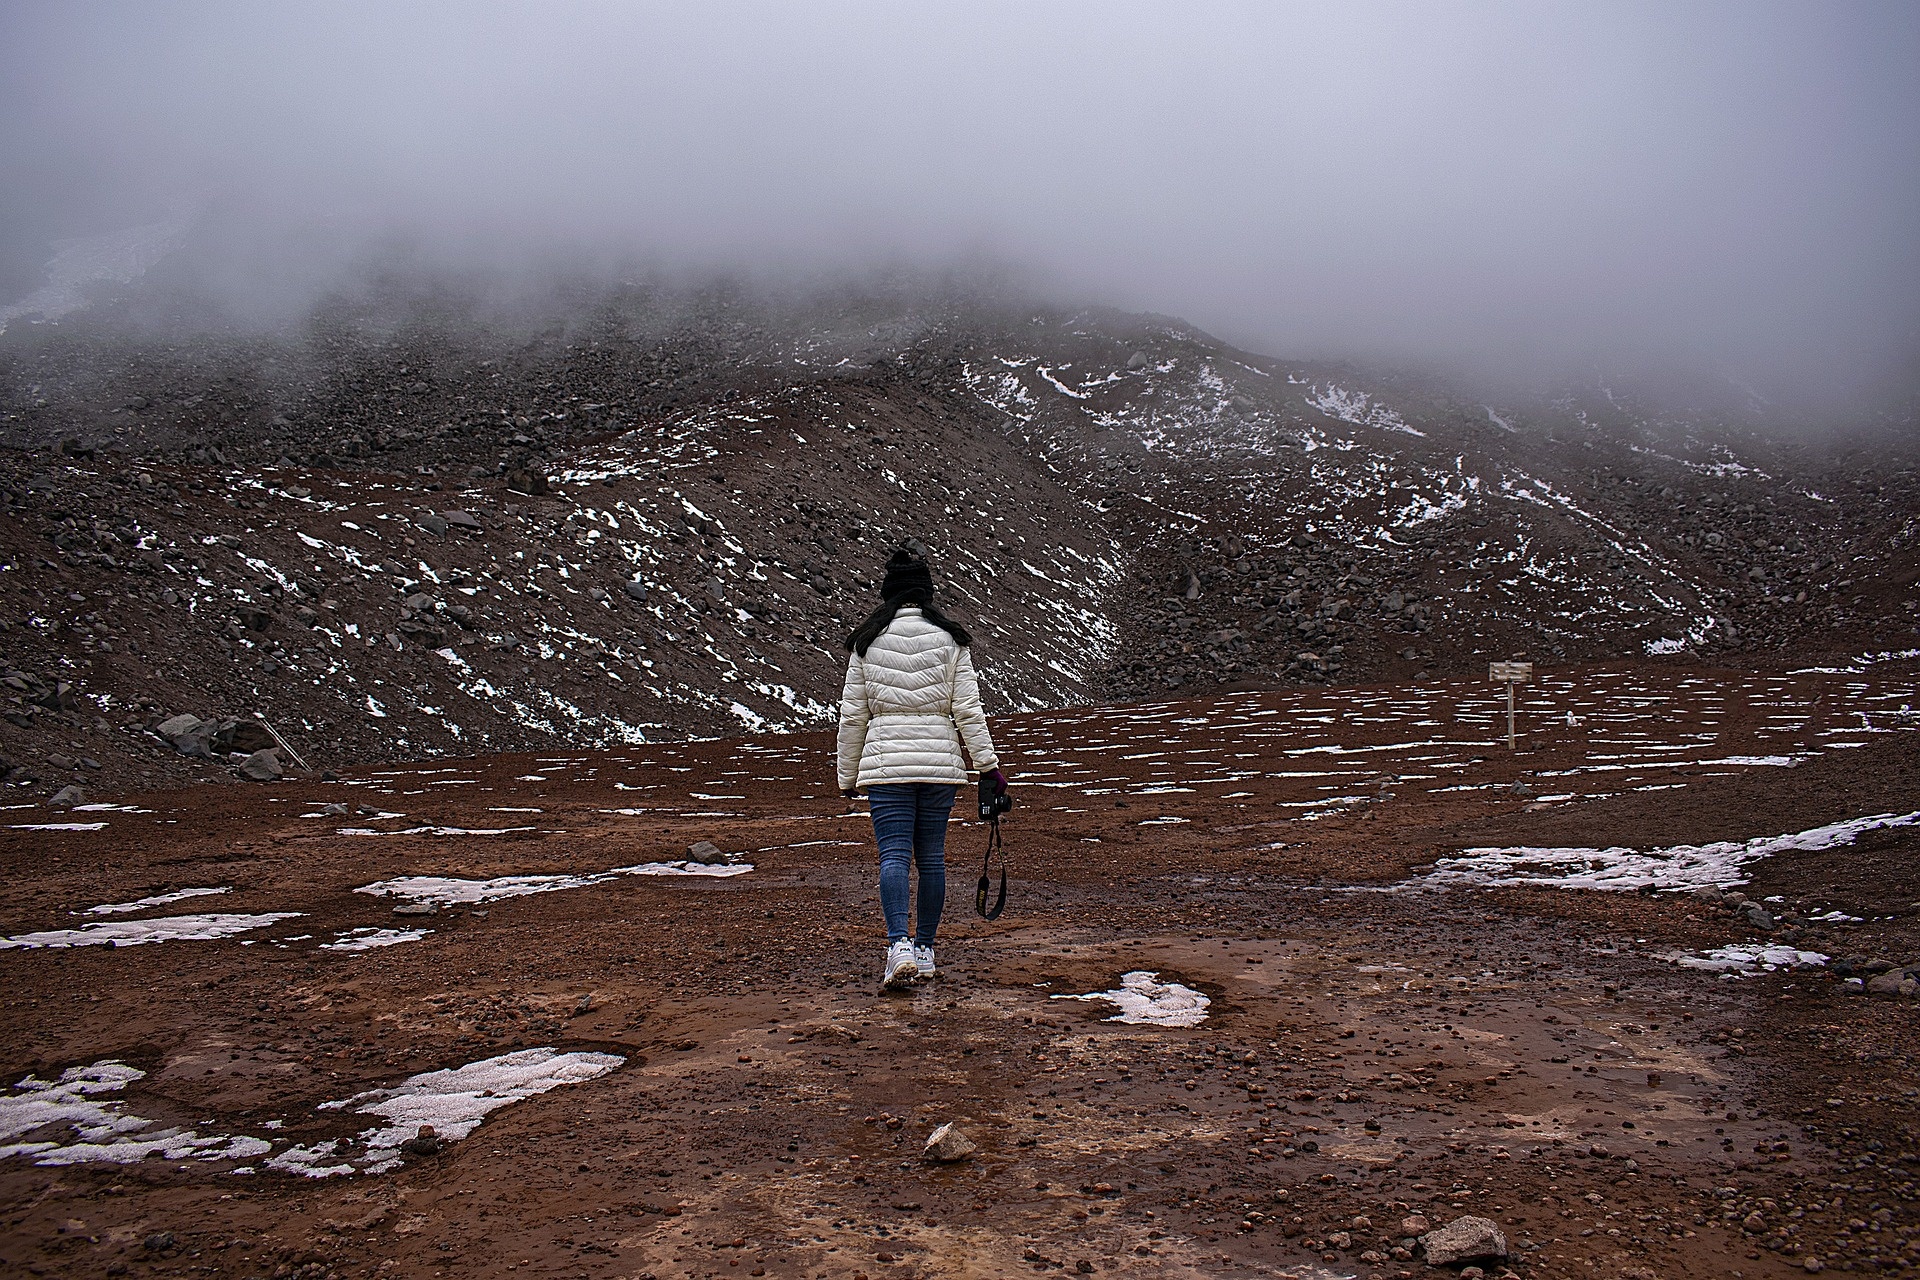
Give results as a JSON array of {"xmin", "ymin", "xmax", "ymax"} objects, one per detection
[{"xmin": 0, "ymin": 285, "xmax": 1915, "ymax": 796}]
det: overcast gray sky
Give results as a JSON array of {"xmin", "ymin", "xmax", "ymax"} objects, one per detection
[{"xmin": 3, "ymin": 2, "xmax": 1917, "ymax": 408}]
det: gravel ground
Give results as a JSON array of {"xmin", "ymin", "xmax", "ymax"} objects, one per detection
[{"xmin": 4, "ymin": 663, "xmax": 1918, "ymax": 1279}]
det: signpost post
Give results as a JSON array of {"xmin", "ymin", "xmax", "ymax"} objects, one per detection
[{"xmin": 1488, "ymin": 661, "xmax": 1533, "ymax": 749}]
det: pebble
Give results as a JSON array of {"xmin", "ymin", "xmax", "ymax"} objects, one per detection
[
  {"xmin": 923, "ymin": 1122, "xmax": 976, "ymax": 1163},
  {"xmin": 1420, "ymin": 1215, "xmax": 1509, "ymax": 1266}
]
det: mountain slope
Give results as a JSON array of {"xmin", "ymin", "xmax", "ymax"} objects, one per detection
[{"xmin": 0, "ymin": 288, "xmax": 1913, "ymax": 795}]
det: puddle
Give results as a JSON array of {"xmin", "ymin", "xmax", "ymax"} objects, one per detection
[
  {"xmin": 0, "ymin": 913, "xmax": 303, "ymax": 950},
  {"xmin": 1052, "ymin": 971, "xmax": 1211, "ymax": 1027}
]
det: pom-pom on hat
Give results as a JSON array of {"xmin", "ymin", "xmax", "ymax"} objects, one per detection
[{"xmin": 880, "ymin": 544, "xmax": 934, "ymax": 601}]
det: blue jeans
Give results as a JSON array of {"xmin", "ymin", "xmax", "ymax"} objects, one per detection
[{"xmin": 869, "ymin": 783, "xmax": 957, "ymax": 945}]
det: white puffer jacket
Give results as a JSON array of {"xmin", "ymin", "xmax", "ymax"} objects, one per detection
[{"xmin": 836, "ymin": 606, "xmax": 1000, "ymax": 790}]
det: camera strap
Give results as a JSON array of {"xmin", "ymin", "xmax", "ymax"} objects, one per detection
[{"xmin": 975, "ymin": 815, "xmax": 1007, "ymax": 920}]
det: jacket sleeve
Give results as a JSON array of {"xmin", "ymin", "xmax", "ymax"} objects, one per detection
[
  {"xmin": 950, "ymin": 645, "xmax": 1000, "ymax": 775},
  {"xmin": 835, "ymin": 652, "xmax": 869, "ymax": 791}
]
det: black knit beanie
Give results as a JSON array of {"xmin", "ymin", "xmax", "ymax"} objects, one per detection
[{"xmin": 880, "ymin": 546, "xmax": 933, "ymax": 601}]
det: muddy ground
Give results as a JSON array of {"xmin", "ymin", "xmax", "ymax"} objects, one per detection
[{"xmin": 4, "ymin": 661, "xmax": 1920, "ymax": 1280}]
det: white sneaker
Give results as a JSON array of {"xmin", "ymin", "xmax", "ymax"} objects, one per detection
[
  {"xmin": 882, "ymin": 939, "xmax": 918, "ymax": 990},
  {"xmin": 913, "ymin": 943, "xmax": 936, "ymax": 981}
]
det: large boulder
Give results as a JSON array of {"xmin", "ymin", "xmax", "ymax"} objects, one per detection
[
  {"xmin": 1421, "ymin": 1216, "xmax": 1509, "ymax": 1266},
  {"xmin": 154, "ymin": 714, "xmax": 215, "ymax": 758},
  {"xmin": 506, "ymin": 469, "xmax": 549, "ymax": 496},
  {"xmin": 217, "ymin": 719, "xmax": 277, "ymax": 755}
]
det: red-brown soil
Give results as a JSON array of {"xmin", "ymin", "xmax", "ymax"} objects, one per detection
[{"xmin": 4, "ymin": 662, "xmax": 1919, "ymax": 1279}]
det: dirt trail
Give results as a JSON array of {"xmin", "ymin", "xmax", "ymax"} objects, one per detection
[{"xmin": 4, "ymin": 663, "xmax": 1919, "ymax": 1279}]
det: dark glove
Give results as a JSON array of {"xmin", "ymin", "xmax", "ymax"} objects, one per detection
[
  {"xmin": 987, "ymin": 768, "xmax": 1008, "ymax": 794},
  {"xmin": 841, "ymin": 787, "xmax": 860, "ymax": 799}
]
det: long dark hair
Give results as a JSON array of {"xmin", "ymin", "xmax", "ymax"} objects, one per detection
[{"xmin": 845, "ymin": 587, "xmax": 973, "ymax": 656}]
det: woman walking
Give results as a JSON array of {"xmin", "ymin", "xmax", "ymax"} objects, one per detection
[{"xmin": 837, "ymin": 544, "xmax": 1006, "ymax": 991}]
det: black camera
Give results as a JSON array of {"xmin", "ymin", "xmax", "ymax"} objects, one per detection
[{"xmin": 978, "ymin": 773, "xmax": 1012, "ymax": 822}]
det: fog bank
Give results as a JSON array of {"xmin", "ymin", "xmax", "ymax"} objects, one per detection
[{"xmin": 3, "ymin": 2, "xmax": 1917, "ymax": 412}]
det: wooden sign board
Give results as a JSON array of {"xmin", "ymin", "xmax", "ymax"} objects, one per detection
[{"xmin": 1489, "ymin": 661, "xmax": 1533, "ymax": 683}]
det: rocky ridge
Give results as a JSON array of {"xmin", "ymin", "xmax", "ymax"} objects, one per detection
[{"xmin": 0, "ymin": 288, "xmax": 1915, "ymax": 793}]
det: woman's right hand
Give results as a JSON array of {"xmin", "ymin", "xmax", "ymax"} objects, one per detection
[{"xmin": 986, "ymin": 768, "xmax": 1008, "ymax": 794}]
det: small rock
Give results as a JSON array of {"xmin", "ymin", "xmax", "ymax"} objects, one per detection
[
  {"xmin": 393, "ymin": 902, "xmax": 437, "ymax": 917},
  {"xmin": 623, "ymin": 579, "xmax": 649, "ymax": 601},
  {"xmin": 687, "ymin": 840, "xmax": 730, "ymax": 865},
  {"xmin": 1743, "ymin": 1212, "xmax": 1766, "ymax": 1232},
  {"xmin": 1327, "ymin": 1231, "xmax": 1352, "ymax": 1249},
  {"xmin": 319, "ymin": 802, "xmax": 350, "ymax": 816},
  {"xmin": 1804, "ymin": 1257, "xmax": 1825, "ymax": 1273},
  {"xmin": 1420, "ymin": 1215, "xmax": 1509, "ymax": 1266},
  {"xmin": 414, "ymin": 513, "xmax": 448, "ymax": 536},
  {"xmin": 143, "ymin": 1232, "xmax": 175, "ymax": 1252},
  {"xmin": 1400, "ymin": 1214, "xmax": 1430, "ymax": 1236},
  {"xmin": 923, "ymin": 1122, "xmax": 976, "ymax": 1163},
  {"xmin": 50, "ymin": 784, "xmax": 87, "ymax": 807},
  {"xmin": 236, "ymin": 749, "xmax": 282, "ymax": 781},
  {"xmin": 400, "ymin": 1125, "xmax": 441, "ymax": 1157},
  {"xmin": 1866, "ymin": 972, "xmax": 1907, "ymax": 996}
]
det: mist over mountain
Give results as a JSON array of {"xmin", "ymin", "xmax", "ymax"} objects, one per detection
[{"xmin": 4, "ymin": 2, "xmax": 1919, "ymax": 418}]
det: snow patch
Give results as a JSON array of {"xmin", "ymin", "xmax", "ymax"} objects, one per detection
[
  {"xmin": 320, "ymin": 927, "xmax": 432, "ymax": 952},
  {"xmin": 82, "ymin": 887, "xmax": 230, "ymax": 915},
  {"xmin": 1669, "ymin": 944, "xmax": 1828, "ymax": 975},
  {"xmin": 1422, "ymin": 811, "xmax": 1920, "ymax": 892},
  {"xmin": 0, "ymin": 1061, "xmax": 271, "ymax": 1168},
  {"xmin": 268, "ymin": 1048, "xmax": 622, "ymax": 1178},
  {"xmin": 1052, "ymin": 971, "xmax": 1211, "ymax": 1027},
  {"xmin": 0, "ymin": 913, "xmax": 302, "ymax": 950},
  {"xmin": 355, "ymin": 859, "xmax": 750, "ymax": 907}
]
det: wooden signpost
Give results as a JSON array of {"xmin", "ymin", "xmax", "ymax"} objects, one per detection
[{"xmin": 1489, "ymin": 661, "xmax": 1533, "ymax": 748}]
